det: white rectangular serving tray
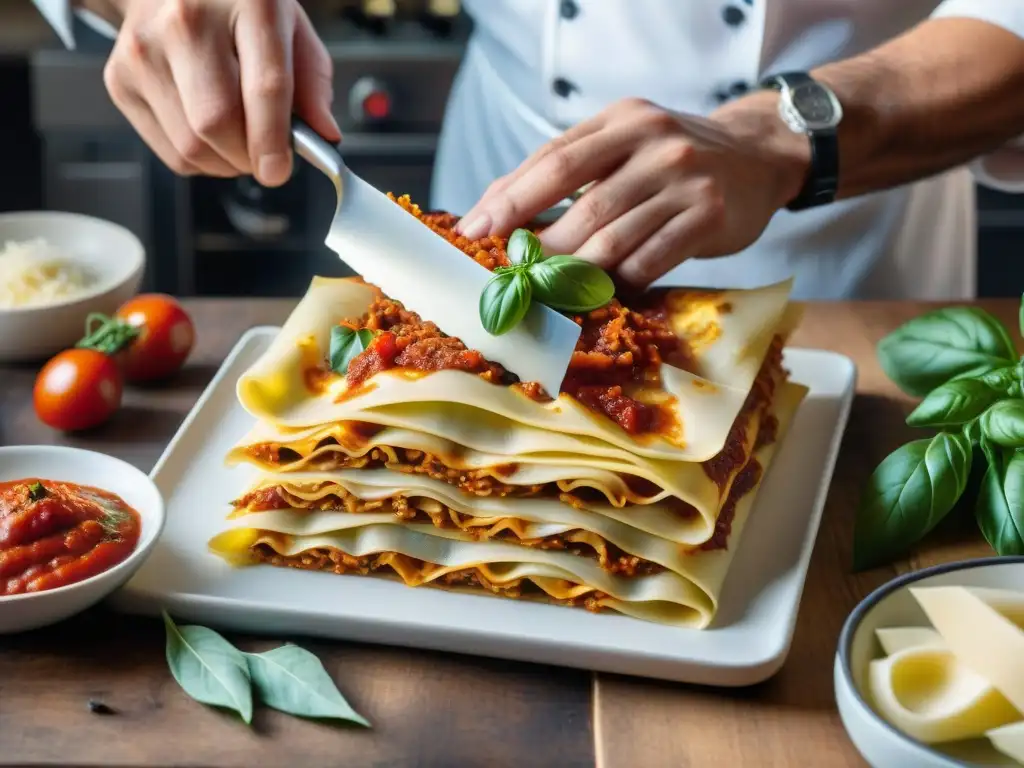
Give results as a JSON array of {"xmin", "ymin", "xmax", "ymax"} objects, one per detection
[{"xmin": 111, "ymin": 326, "xmax": 856, "ymax": 686}]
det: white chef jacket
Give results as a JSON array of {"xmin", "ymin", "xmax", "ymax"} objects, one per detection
[{"xmin": 34, "ymin": 0, "xmax": 1024, "ymax": 299}]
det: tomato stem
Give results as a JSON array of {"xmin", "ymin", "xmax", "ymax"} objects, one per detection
[{"xmin": 76, "ymin": 313, "xmax": 139, "ymax": 356}]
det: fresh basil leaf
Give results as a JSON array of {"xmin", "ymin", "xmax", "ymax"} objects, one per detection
[
  {"xmin": 527, "ymin": 255, "xmax": 615, "ymax": 313},
  {"xmin": 853, "ymin": 432, "xmax": 972, "ymax": 571},
  {"xmin": 963, "ymin": 419, "xmax": 982, "ymax": 445},
  {"xmin": 329, "ymin": 326, "xmax": 376, "ymax": 375},
  {"xmin": 245, "ymin": 645, "xmax": 370, "ymax": 726},
  {"xmin": 905, "ymin": 378, "xmax": 1003, "ymax": 428},
  {"xmin": 980, "ymin": 399, "xmax": 1024, "ymax": 448},
  {"xmin": 876, "ymin": 307, "xmax": 1016, "ymax": 397},
  {"xmin": 979, "ymin": 366, "xmax": 1018, "ymax": 393},
  {"xmin": 976, "ymin": 448, "xmax": 1024, "ymax": 556},
  {"xmin": 163, "ymin": 612, "xmax": 253, "ymax": 724},
  {"xmin": 946, "ymin": 364, "xmax": 1003, "ymax": 385},
  {"xmin": 479, "ymin": 270, "xmax": 532, "ymax": 335},
  {"xmin": 980, "ymin": 433, "xmax": 999, "ymax": 466},
  {"xmin": 507, "ymin": 228, "xmax": 545, "ymax": 266}
]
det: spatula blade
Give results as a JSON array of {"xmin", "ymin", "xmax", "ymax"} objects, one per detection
[{"xmin": 324, "ymin": 170, "xmax": 581, "ymax": 395}]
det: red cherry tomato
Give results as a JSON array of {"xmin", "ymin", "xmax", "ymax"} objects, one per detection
[
  {"xmin": 33, "ymin": 349, "xmax": 123, "ymax": 432},
  {"xmin": 114, "ymin": 294, "xmax": 195, "ymax": 382}
]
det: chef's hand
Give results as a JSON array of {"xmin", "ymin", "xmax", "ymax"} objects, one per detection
[
  {"xmin": 456, "ymin": 96, "xmax": 811, "ymax": 288},
  {"xmin": 100, "ymin": 0, "xmax": 340, "ymax": 186}
]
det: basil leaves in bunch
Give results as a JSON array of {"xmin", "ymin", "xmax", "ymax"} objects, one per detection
[
  {"xmin": 478, "ymin": 229, "xmax": 615, "ymax": 336},
  {"xmin": 530, "ymin": 256, "xmax": 617, "ymax": 313},
  {"xmin": 876, "ymin": 307, "xmax": 1018, "ymax": 396},
  {"xmin": 854, "ymin": 301, "xmax": 1024, "ymax": 570},
  {"xmin": 853, "ymin": 433, "xmax": 972, "ymax": 571},
  {"xmin": 480, "ymin": 270, "xmax": 533, "ymax": 336}
]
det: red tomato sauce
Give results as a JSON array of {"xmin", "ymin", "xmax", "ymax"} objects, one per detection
[
  {"xmin": 302, "ymin": 194, "xmax": 706, "ymax": 437},
  {"xmin": 0, "ymin": 479, "xmax": 141, "ymax": 595}
]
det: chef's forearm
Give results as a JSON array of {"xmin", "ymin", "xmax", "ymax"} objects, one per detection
[
  {"xmin": 714, "ymin": 17, "xmax": 1024, "ymax": 204},
  {"xmin": 815, "ymin": 17, "xmax": 1024, "ymax": 199}
]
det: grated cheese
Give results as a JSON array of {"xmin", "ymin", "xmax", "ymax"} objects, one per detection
[{"xmin": 0, "ymin": 238, "xmax": 97, "ymax": 309}]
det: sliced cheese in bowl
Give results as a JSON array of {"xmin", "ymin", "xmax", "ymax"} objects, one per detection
[
  {"xmin": 867, "ymin": 644, "xmax": 1019, "ymax": 744},
  {"xmin": 856, "ymin": 584, "xmax": 1024, "ymax": 760},
  {"xmin": 911, "ymin": 585, "xmax": 1024, "ymax": 713},
  {"xmin": 988, "ymin": 721, "xmax": 1024, "ymax": 763},
  {"xmin": 875, "ymin": 626, "xmax": 945, "ymax": 656}
]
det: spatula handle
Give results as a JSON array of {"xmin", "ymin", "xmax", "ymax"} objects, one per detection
[{"xmin": 292, "ymin": 117, "xmax": 344, "ymax": 185}]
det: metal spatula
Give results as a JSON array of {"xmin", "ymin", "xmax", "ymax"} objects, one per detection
[{"xmin": 292, "ymin": 118, "xmax": 580, "ymax": 395}]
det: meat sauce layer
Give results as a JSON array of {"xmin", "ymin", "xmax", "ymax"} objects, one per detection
[
  {"xmin": 236, "ymin": 484, "xmax": 660, "ymax": 577},
  {"xmin": 311, "ymin": 194, "xmax": 708, "ymax": 437},
  {"xmin": 236, "ymin": 394, "xmax": 779, "ymax": 573},
  {"xmin": 253, "ymin": 544, "xmax": 614, "ymax": 614},
  {"xmin": 0, "ymin": 479, "xmax": 141, "ymax": 595},
  {"xmin": 244, "ymin": 441, "xmax": 663, "ymax": 510},
  {"xmin": 254, "ymin": 335, "xmax": 782, "ymax": 506}
]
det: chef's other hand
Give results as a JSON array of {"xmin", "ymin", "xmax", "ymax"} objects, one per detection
[
  {"xmin": 456, "ymin": 96, "xmax": 811, "ymax": 288},
  {"xmin": 102, "ymin": 0, "xmax": 341, "ymax": 186}
]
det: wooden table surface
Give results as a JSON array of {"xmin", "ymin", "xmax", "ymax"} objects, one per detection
[{"xmin": 0, "ymin": 298, "xmax": 1007, "ymax": 768}]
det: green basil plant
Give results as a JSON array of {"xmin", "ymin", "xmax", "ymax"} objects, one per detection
[
  {"xmin": 478, "ymin": 229, "xmax": 615, "ymax": 335},
  {"xmin": 854, "ymin": 299, "xmax": 1024, "ymax": 570}
]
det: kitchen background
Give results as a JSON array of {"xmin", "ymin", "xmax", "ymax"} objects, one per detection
[{"xmin": 1, "ymin": 0, "xmax": 1022, "ymax": 299}]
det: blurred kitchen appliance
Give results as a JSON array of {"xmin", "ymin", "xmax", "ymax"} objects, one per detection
[
  {"xmin": 31, "ymin": 0, "xmax": 469, "ymax": 296},
  {"xmin": 976, "ymin": 187, "xmax": 1024, "ymax": 299}
]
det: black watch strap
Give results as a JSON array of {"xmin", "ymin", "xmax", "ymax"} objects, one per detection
[{"xmin": 760, "ymin": 72, "xmax": 840, "ymax": 212}]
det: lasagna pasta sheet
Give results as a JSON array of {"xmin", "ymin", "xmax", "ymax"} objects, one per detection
[
  {"xmin": 229, "ymin": 416, "xmax": 737, "ymax": 507},
  {"xmin": 228, "ymin": 352, "xmax": 784, "ymax": 541},
  {"xmin": 212, "ymin": 381, "xmax": 806, "ymax": 628},
  {"xmin": 236, "ymin": 276, "xmax": 800, "ymax": 462}
]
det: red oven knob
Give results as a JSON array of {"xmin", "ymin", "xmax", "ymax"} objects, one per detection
[
  {"xmin": 362, "ymin": 89, "xmax": 391, "ymax": 120},
  {"xmin": 349, "ymin": 77, "xmax": 393, "ymax": 124}
]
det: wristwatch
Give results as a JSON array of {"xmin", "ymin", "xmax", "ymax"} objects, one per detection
[{"xmin": 758, "ymin": 72, "xmax": 843, "ymax": 211}]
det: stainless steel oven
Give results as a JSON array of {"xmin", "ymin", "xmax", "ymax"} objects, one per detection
[{"xmin": 31, "ymin": 0, "xmax": 469, "ymax": 297}]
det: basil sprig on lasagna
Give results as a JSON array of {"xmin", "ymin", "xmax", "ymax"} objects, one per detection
[{"xmin": 478, "ymin": 229, "xmax": 615, "ymax": 336}]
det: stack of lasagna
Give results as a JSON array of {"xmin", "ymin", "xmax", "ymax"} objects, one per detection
[{"xmin": 209, "ymin": 199, "xmax": 807, "ymax": 628}]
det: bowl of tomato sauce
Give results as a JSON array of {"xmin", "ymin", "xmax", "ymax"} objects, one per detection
[{"xmin": 0, "ymin": 445, "xmax": 164, "ymax": 633}]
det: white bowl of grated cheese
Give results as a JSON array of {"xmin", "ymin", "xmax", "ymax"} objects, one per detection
[{"xmin": 0, "ymin": 211, "xmax": 144, "ymax": 362}]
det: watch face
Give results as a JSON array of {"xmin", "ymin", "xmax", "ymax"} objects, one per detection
[{"xmin": 791, "ymin": 82, "xmax": 840, "ymax": 127}]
